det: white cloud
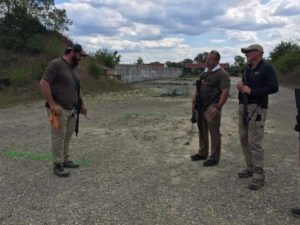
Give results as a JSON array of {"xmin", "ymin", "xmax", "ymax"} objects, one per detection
[
  {"xmin": 227, "ymin": 31, "xmax": 259, "ymax": 42},
  {"xmin": 75, "ymin": 35, "xmax": 189, "ymax": 52},
  {"xmin": 57, "ymin": 0, "xmax": 300, "ymax": 63},
  {"xmin": 118, "ymin": 23, "xmax": 161, "ymax": 40},
  {"xmin": 211, "ymin": 39, "xmax": 227, "ymax": 43}
]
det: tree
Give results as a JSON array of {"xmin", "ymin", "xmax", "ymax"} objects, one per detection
[
  {"xmin": 233, "ymin": 55, "xmax": 246, "ymax": 68},
  {"xmin": 269, "ymin": 41, "xmax": 300, "ymax": 62},
  {"xmin": 95, "ymin": 49, "xmax": 121, "ymax": 68},
  {"xmin": 136, "ymin": 57, "xmax": 144, "ymax": 65},
  {"xmin": 182, "ymin": 58, "xmax": 193, "ymax": 66},
  {"xmin": 149, "ymin": 61, "xmax": 162, "ymax": 65},
  {"xmin": 166, "ymin": 61, "xmax": 182, "ymax": 68},
  {"xmin": 227, "ymin": 55, "xmax": 246, "ymax": 77},
  {"xmin": 0, "ymin": 5, "xmax": 45, "ymax": 50},
  {"xmin": 0, "ymin": 0, "xmax": 72, "ymax": 32},
  {"xmin": 0, "ymin": 0, "xmax": 72, "ymax": 51},
  {"xmin": 269, "ymin": 41, "xmax": 300, "ymax": 74},
  {"xmin": 194, "ymin": 52, "xmax": 208, "ymax": 63}
]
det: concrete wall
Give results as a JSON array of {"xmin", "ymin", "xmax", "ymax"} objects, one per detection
[{"xmin": 115, "ymin": 64, "xmax": 183, "ymax": 83}]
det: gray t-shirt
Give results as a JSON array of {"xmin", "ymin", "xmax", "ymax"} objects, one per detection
[
  {"xmin": 42, "ymin": 58, "xmax": 80, "ymax": 110},
  {"xmin": 200, "ymin": 68, "xmax": 230, "ymax": 107}
]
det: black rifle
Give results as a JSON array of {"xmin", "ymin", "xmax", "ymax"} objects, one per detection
[
  {"xmin": 191, "ymin": 72, "xmax": 208, "ymax": 129},
  {"xmin": 294, "ymin": 89, "xmax": 300, "ymax": 164},
  {"xmin": 191, "ymin": 71, "xmax": 206, "ymax": 123},
  {"xmin": 62, "ymin": 58, "xmax": 81, "ymax": 136},
  {"xmin": 191, "ymin": 79, "xmax": 201, "ymax": 123},
  {"xmin": 74, "ymin": 83, "xmax": 82, "ymax": 137},
  {"xmin": 242, "ymin": 67, "xmax": 250, "ymax": 128}
]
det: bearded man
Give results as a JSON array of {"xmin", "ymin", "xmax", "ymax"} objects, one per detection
[{"xmin": 40, "ymin": 44, "xmax": 88, "ymax": 177}]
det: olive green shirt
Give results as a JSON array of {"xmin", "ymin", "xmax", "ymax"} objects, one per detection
[
  {"xmin": 42, "ymin": 58, "xmax": 80, "ymax": 110},
  {"xmin": 199, "ymin": 68, "xmax": 230, "ymax": 107}
]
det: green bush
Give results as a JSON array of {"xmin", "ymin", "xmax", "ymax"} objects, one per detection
[
  {"xmin": 44, "ymin": 36, "xmax": 65, "ymax": 58},
  {"xmin": 272, "ymin": 52, "xmax": 300, "ymax": 74},
  {"xmin": 30, "ymin": 59, "xmax": 48, "ymax": 80},
  {"xmin": 88, "ymin": 63, "xmax": 103, "ymax": 79},
  {"xmin": 25, "ymin": 35, "xmax": 46, "ymax": 54},
  {"xmin": 7, "ymin": 59, "xmax": 48, "ymax": 86},
  {"xmin": 9, "ymin": 68, "xmax": 31, "ymax": 86}
]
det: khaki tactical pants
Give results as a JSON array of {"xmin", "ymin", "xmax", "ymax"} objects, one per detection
[
  {"xmin": 238, "ymin": 104, "xmax": 267, "ymax": 169},
  {"xmin": 197, "ymin": 105, "xmax": 222, "ymax": 161},
  {"xmin": 47, "ymin": 108, "xmax": 77, "ymax": 164}
]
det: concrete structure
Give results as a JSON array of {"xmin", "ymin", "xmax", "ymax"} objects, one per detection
[{"xmin": 115, "ymin": 64, "xmax": 183, "ymax": 83}]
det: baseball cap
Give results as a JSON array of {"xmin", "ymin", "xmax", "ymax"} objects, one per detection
[
  {"xmin": 65, "ymin": 44, "xmax": 88, "ymax": 57},
  {"xmin": 241, "ymin": 44, "xmax": 264, "ymax": 54}
]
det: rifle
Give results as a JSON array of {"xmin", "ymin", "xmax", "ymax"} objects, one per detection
[
  {"xmin": 62, "ymin": 58, "xmax": 81, "ymax": 136},
  {"xmin": 294, "ymin": 89, "xmax": 300, "ymax": 164},
  {"xmin": 242, "ymin": 67, "xmax": 250, "ymax": 128},
  {"xmin": 191, "ymin": 79, "xmax": 201, "ymax": 123},
  {"xmin": 191, "ymin": 72, "xmax": 208, "ymax": 133},
  {"xmin": 74, "ymin": 89, "xmax": 82, "ymax": 136}
]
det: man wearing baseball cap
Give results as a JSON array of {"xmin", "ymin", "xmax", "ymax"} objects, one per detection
[
  {"xmin": 40, "ymin": 43, "xmax": 88, "ymax": 177},
  {"xmin": 237, "ymin": 44, "xmax": 279, "ymax": 190}
]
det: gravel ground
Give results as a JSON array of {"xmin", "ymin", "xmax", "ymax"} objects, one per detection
[{"xmin": 0, "ymin": 77, "xmax": 299, "ymax": 225}]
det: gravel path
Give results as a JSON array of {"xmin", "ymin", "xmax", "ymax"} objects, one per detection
[{"xmin": 0, "ymin": 77, "xmax": 299, "ymax": 225}]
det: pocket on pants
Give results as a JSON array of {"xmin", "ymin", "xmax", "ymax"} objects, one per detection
[
  {"xmin": 255, "ymin": 120, "xmax": 265, "ymax": 128},
  {"xmin": 255, "ymin": 109, "xmax": 267, "ymax": 128}
]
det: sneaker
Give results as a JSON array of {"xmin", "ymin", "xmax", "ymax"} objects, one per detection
[
  {"xmin": 238, "ymin": 168, "xmax": 253, "ymax": 178},
  {"xmin": 248, "ymin": 178, "xmax": 265, "ymax": 190},
  {"xmin": 291, "ymin": 208, "xmax": 300, "ymax": 218},
  {"xmin": 191, "ymin": 154, "xmax": 207, "ymax": 161},
  {"xmin": 63, "ymin": 160, "xmax": 80, "ymax": 168},
  {"xmin": 203, "ymin": 159, "xmax": 219, "ymax": 167},
  {"xmin": 53, "ymin": 163, "xmax": 70, "ymax": 177}
]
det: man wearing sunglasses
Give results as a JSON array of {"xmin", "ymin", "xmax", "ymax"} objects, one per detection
[
  {"xmin": 191, "ymin": 50, "xmax": 230, "ymax": 167},
  {"xmin": 237, "ymin": 44, "xmax": 278, "ymax": 190}
]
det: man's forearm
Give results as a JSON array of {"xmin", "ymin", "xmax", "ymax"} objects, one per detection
[
  {"xmin": 216, "ymin": 89, "xmax": 229, "ymax": 110},
  {"xmin": 40, "ymin": 80, "xmax": 56, "ymax": 106}
]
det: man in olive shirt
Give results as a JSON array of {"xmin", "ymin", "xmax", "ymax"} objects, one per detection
[
  {"xmin": 191, "ymin": 51, "xmax": 231, "ymax": 167},
  {"xmin": 40, "ymin": 44, "xmax": 88, "ymax": 177}
]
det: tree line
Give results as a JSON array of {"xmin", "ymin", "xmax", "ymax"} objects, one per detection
[{"xmin": 134, "ymin": 41, "xmax": 300, "ymax": 77}]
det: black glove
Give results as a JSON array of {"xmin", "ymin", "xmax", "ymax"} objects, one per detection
[{"xmin": 191, "ymin": 111, "xmax": 197, "ymax": 124}]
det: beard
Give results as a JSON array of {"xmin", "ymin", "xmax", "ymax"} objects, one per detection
[{"xmin": 71, "ymin": 55, "xmax": 80, "ymax": 68}]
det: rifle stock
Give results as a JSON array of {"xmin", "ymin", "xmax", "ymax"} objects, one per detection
[{"xmin": 294, "ymin": 89, "xmax": 300, "ymax": 164}]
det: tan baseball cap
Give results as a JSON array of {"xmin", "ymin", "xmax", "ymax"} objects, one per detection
[{"xmin": 241, "ymin": 44, "xmax": 264, "ymax": 54}]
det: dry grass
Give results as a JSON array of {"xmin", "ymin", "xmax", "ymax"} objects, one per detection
[{"xmin": 0, "ymin": 82, "xmax": 42, "ymax": 108}]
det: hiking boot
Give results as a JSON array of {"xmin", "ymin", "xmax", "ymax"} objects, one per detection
[
  {"xmin": 248, "ymin": 178, "xmax": 265, "ymax": 190},
  {"xmin": 238, "ymin": 168, "xmax": 253, "ymax": 178},
  {"xmin": 291, "ymin": 208, "xmax": 300, "ymax": 218},
  {"xmin": 53, "ymin": 163, "xmax": 70, "ymax": 177},
  {"xmin": 191, "ymin": 154, "xmax": 207, "ymax": 161},
  {"xmin": 63, "ymin": 160, "xmax": 80, "ymax": 168},
  {"xmin": 248, "ymin": 167, "xmax": 265, "ymax": 190},
  {"xmin": 203, "ymin": 159, "xmax": 219, "ymax": 167}
]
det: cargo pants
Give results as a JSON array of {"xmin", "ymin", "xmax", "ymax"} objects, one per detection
[
  {"xmin": 197, "ymin": 105, "xmax": 222, "ymax": 161},
  {"xmin": 238, "ymin": 104, "xmax": 267, "ymax": 177},
  {"xmin": 47, "ymin": 108, "xmax": 77, "ymax": 164}
]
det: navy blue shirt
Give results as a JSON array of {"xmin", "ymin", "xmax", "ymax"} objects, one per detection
[{"xmin": 238, "ymin": 60, "xmax": 279, "ymax": 108}]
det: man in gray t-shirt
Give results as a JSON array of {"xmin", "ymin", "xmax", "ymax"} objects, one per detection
[{"xmin": 40, "ymin": 44, "xmax": 88, "ymax": 177}]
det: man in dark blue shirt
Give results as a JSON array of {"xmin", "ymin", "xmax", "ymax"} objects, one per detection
[{"xmin": 237, "ymin": 44, "xmax": 279, "ymax": 190}]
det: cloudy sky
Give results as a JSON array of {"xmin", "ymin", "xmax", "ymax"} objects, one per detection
[{"xmin": 55, "ymin": 0, "xmax": 300, "ymax": 64}]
